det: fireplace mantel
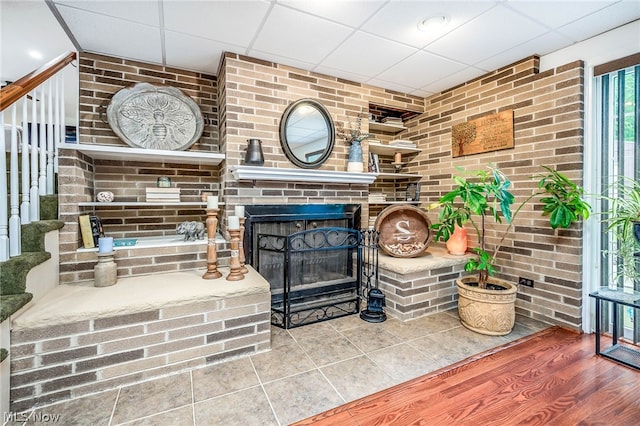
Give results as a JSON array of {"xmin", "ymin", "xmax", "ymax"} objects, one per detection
[{"xmin": 230, "ymin": 165, "xmax": 377, "ymax": 184}]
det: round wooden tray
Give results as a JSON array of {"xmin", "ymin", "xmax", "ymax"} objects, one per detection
[{"xmin": 374, "ymin": 204, "xmax": 432, "ymax": 258}]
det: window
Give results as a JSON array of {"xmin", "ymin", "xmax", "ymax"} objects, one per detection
[{"xmin": 598, "ymin": 64, "xmax": 639, "ymax": 343}]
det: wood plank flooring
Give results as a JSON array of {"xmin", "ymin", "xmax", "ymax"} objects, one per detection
[{"xmin": 293, "ymin": 326, "xmax": 640, "ymax": 425}]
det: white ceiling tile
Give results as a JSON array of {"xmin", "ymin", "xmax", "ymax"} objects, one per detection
[
  {"xmin": 163, "ymin": 0, "xmax": 271, "ymax": 46},
  {"xmin": 505, "ymin": 1, "xmax": 619, "ymax": 29},
  {"xmin": 474, "ymin": 31, "xmax": 572, "ymax": 71},
  {"xmin": 6, "ymin": 0, "xmax": 640, "ymax": 105},
  {"xmin": 555, "ymin": 1, "xmax": 640, "ymax": 42},
  {"xmin": 251, "ymin": 4, "xmax": 354, "ymax": 64},
  {"xmin": 1, "ymin": 1, "xmax": 75, "ymax": 81},
  {"xmin": 320, "ymin": 32, "xmax": 417, "ymax": 77},
  {"xmin": 277, "ymin": 0, "xmax": 386, "ymax": 27},
  {"xmin": 419, "ymin": 66, "xmax": 487, "ymax": 94},
  {"xmin": 164, "ymin": 31, "xmax": 243, "ymax": 75},
  {"xmin": 362, "ymin": 0, "xmax": 497, "ymax": 48},
  {"xmin": 375, "ymin": 51, "xmax": 468, "ymax": 90},
  {"xmin": 425, "ymin": 4, "xmax": 548, "ymax": 65},
  {"xmin": 53, "ymin": 0, "xmax": 159, "ymax": 26},
  {"xmin": 56, "ymin": 5, "xmax": 162, "ymax": 65}
]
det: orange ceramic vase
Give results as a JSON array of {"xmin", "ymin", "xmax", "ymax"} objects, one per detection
[{"xmin": 446, "ymin": 225, "xmax": 468, "ymax": 255}]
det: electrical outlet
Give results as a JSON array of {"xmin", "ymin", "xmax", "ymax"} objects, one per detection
[{"xmin": 518, "ymin": 277, "xmax": 534, "ymax": 287}]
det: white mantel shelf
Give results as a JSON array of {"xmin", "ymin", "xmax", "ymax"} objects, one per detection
[
  {"xmin": 231, "ymin": 165, "xmax": 377, "ymax": 184},
  {"xmin": 59, "ymin": 143, "xmax": 225, "ymax": 165}
]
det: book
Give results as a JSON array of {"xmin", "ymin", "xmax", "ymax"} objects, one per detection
[
  {"xmin": 146, "ymin": 187, "xmax": 181, "ymax": 202},
  {"xmin": 90, "ymin": 216, "xmax": 105, "ymax": 246},
  {"xmin": 372, "ymin": 153, "xmax": 380, "ymax": 173},
  {"xmin": 78, "ymin": 215, "xmax": 95, "ymax": 248}
]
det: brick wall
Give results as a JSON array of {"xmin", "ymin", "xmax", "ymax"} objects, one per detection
[
  {"xmin": 405, "ymin": 56, "xmax": 586, "ymax": 330},
  {"xmin": 10, "ymin": 293, "xmax": 270, "ymax": 411},
  {"xmin": 218, "ymin": 53, "xmax": 424, "ymax": 229},
  {"xmin": 59, "ymin": 51, "xmax": 586, "ymax": 329},
  {"xmin": 378, "ymin": 247, "xmax": 470, "ymax": 321},
  {"xmin": 58, "ymin": 53, "xmax": 221, "ymax": 283}
]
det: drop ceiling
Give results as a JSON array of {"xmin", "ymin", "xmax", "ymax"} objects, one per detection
[{"xmin": 2, "ymin": 0, "xmax": 640, "ymax": 99}]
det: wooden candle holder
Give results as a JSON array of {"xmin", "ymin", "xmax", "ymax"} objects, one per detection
[
  {"xmin": 202, "ymin": 208, "xmax": 222, "ymax": 279},
  {"xmin": 238, "ymin": 216, "xmax": 248, "ymax": 274},
  {"xmin": 227, "ymin": 227, "xmax": 244, "ymax": 281}
]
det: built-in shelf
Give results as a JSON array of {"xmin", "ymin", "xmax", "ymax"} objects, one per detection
[
  {"xmin": 369, "ymin": 121, "xmax": 406, "ymax": 134},
  {"xmin": 376, "ymin": 172, "xmax": 422, "ymax": 180},
  {"xmin": 59, "ymin": 143, "xmax": 225, "ymax": 166},
  {"xmin": 78, "ymin": 201, "xmax": 226, "ymax": 207},
  {"xmin": 76, "ymin": 234, "xmax": 226, "ymax": 253},
  {"xmin": 369, "ymin": 142, "xmax": 421, "ymax": 156},
  {"xmin": 231, "ymin": 165, "xmax": 377, "ymax": 184}
]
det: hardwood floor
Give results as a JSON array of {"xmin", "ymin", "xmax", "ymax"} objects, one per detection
[{"xmin": 293, "ymin": 327, "xmax": 640, "ymax": 425}]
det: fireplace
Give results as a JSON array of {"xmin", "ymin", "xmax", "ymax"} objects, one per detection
[{"xmin": 244, "ymin": 204, "xmax": 362, "ymax": 328}]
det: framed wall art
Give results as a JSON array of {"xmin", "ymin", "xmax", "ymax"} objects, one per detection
[{"xmin": 451, "ymin": 110, "xmax": 514, "ymax": 157}]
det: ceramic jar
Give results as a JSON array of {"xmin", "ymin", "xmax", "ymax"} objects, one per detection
[{"xmin": 96, "ymin": 191, "xmax": 114, "ymax": 203}]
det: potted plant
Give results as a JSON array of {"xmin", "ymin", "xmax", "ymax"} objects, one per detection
[
  {"xmin": 430, "ymin": 165, "xmax": 591, "ymax": 335},
  {"xmin": 602, "ymin": 176, "xmax": 640, "ymax": 283}
]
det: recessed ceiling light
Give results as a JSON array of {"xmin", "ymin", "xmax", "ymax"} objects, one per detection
[
  {"xmin": 417, "ymin": 15, "xmax": 450, "ymax": 32},
  {"xmin": 28, "ymin": 50, "xmax": 43, "ymax": 60}
]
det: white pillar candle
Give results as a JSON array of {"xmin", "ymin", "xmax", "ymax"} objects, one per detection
[
  {"xmin": 234, "ymin": 205, "xmax": 245, "ymax": 217},
  {"xmin": 98, "ymin": 237, "xmax": 113, "ymax": 253},
  {"xmin": 228, "ymin": 215, "xmax": 240, "ymax": 230},
  {"xmin": 206, "ymin": 195, "xmax": 218, "ymax": 209}
]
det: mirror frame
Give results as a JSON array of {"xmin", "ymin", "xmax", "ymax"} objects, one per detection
[{"xmin": 279, "ymin": 98, "xmax": 335, "ymax": 169}]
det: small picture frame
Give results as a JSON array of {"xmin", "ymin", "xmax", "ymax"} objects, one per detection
[{"xmin": 406, "ymin": 182, "xmax": 420, "ymax": 202}]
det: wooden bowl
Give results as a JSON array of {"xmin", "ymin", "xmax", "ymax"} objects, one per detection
[{"xmin": 374, "ymin": 204, "xmax": 432, "ymax": 257}]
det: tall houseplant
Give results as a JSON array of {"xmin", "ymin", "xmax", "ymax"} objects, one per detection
[
  {"xmin": 430, "ymin": 165, "xmax": 591, "ymax": 335},
  {"xmin": 602, "ymin": 176, "xmax": 640, "ymax": 284}
]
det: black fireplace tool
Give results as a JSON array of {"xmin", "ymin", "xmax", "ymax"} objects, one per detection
[{"xmin": 359, "ymin": 229, "xmax": 386, "ymax": 322}]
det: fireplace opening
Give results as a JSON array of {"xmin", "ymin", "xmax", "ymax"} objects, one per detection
[{"xmin": 244, "ymin": 204, "xmax": 362, "ymax": 328}]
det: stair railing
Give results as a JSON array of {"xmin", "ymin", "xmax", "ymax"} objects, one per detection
[{"xmin": 0, "ymin": 51, "xmax": 76, "ymax": 261}]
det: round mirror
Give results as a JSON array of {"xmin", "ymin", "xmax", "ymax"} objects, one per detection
[{"xmin": 279, "ymin": 98, "xmax": 335, "ymax": 168}]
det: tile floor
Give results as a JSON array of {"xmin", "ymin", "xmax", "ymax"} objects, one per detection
[{"xmin": 6, "ymin": 311, "xmax": 549, "ymax": 426}]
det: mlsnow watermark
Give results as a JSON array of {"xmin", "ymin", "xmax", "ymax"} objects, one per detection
[{"xmin": 3, "ymin": 411, "xmax": 61, "ymax": 423}]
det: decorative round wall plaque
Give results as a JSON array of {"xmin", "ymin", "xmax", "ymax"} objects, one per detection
[
  {"xmin": 106, "ymin": 82, "xmax": 204, "ymax": 151},
  {"xmin": 374, "ymin": 204, "xmax": 432, "ymax": 258}
]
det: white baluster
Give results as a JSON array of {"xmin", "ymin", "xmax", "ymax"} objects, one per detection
[
  {"xmin": 47, "ymin": 79, "xmax": 54, "ymax": 194},
  {"xmin": 39, "ymin": 84, "xmax": 46, "ymax": 195},
  {"xmin": 56, "ymin": 76, "xmax": 64, "ymax": 174},
  {"xmin": 21, "ymin": 97, "xmax": 31, "ymax": 224},
  {"xmin": 30, "ymin": 89, "xmax": 40, "ymax": 221},
  {"xmin": 0, "ymin": 111, "xmax": 9, "ymax": 261},
  {"xmin": 10, "ymin": 104, "xmax": 22, "ymax": 256}
]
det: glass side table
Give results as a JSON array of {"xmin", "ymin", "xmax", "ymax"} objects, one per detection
[{"xmin": 589, "ymin": 287, "xmax": 640, "ymax": 370}]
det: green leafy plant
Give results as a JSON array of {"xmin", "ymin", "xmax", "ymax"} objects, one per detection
[
  {"xmin": 602, "ymin": 176, "xmax": 640, "ymax": 283},
  {"xmin": 430, "ymin": 165, "xmax": 591, "ymax": 289}
]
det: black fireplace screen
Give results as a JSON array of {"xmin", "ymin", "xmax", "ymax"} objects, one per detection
[{"xmin": 257, "ymin": 227, "xmax": 361, "ymax": 328}]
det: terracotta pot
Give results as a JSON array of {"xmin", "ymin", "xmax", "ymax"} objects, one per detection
[{"xmin": 456, "ymin": 275, "xmax": 517, "ymax": 336}]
